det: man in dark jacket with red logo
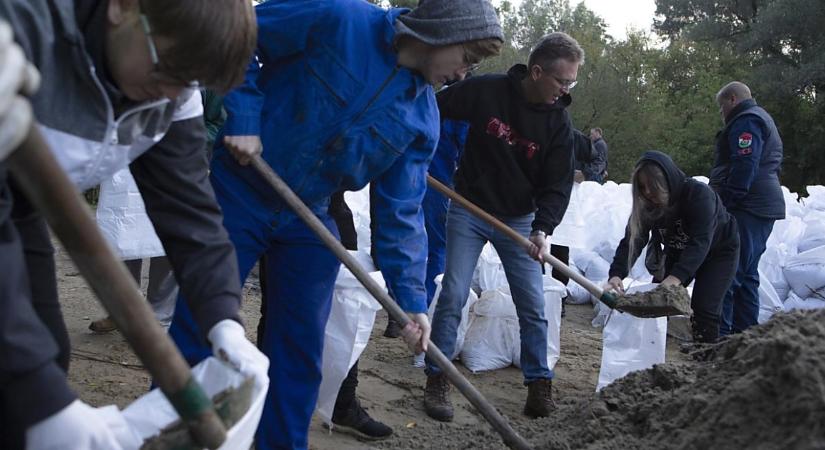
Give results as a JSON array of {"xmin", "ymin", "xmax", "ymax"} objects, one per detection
[
  {"xmin": 710, "ymin": 81, "xmax": 785, "ymax": 336},
  {"xmin": 423, "ymin": 32, "xmax": 582, "ymax": 421}
]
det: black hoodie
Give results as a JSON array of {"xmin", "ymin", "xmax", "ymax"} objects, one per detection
[
  {"xmin": 437, "ymin": 64, "xmax": 574, "ymax": 235},
  {"xmin": 609, "ymin": 151, "xmax": 737, "ymax": 284}
]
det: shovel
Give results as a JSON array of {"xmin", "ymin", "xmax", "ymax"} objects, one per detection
[
  {"xmin": 6, "ymin": 127, "xmax": 237, "ymax": 449},
  {"xmin": 426, "ymin": 176, "xmax": 692, "ymax": 318},
  {"xmin": 249, "ymin": 156, "xmax": 534, "ymax": 450}
]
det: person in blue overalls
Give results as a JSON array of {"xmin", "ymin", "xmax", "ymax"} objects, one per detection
[{"xmin": 167, "ymin": 1, "xmax": 504, "ymax": 448}]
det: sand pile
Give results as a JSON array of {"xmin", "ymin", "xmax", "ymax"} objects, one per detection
[{"xmin": 535, "ymin": 309, "xmax": 825, "ymax": 450}]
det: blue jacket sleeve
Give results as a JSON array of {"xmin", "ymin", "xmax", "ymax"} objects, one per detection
[
  {"xmin": 222, "ymin": 0, "xmax": 334, "ymax": 136},
  {"xmin": 371, "ymin": 136, "xmax": 437, "ymax": 314},
  {"xmin": 722, "ymin": 116, "xmax": 764, "ymax": 207}
]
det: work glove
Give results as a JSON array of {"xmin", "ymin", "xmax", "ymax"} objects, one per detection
[
  {"xmin": 26, "ymin": 400, "xmax": 142, "ymax": 450},
  {"xmin": 208, "ymin": 319, "xmax": 270, "ymax": 390},
  {"xmin": 604, "ymin": 276, "xmax": 625, "ymax": 296},
  {"xmin": 223, "ymin": 134, "xmax": 262, "ymax": 166},
  {"xmin": 0, "ymin": 20, "xmax": 39, "ymax": 162},
  {"xmin": 400, "ymin": 312, "xmax": 431, "ymax": 355},
  {"xmin": 527, "ymin": 230, "xmax": 549, "ymax": 263}
]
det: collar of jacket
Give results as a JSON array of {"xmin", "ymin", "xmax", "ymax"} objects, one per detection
[
  {"xmin": 724, "ymin": 98, "xmax": 757, "ymax": 125},
  {"xmin": 506, "ymin": 64, "xmax": 572, "ymax": 112}
]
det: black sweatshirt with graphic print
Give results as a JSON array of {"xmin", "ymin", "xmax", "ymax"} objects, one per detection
[
  {"xmin": 437, "ymin": 64, "xmax": 574, "ymax": 236},
  {"xmin": 609, "ymin": 151, "xmax": 738, "ymax": 284}
]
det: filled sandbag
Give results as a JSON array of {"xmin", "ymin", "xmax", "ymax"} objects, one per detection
[{"xmin": 783, "ymin": 246, "xmax": 825, "ymax": 300}]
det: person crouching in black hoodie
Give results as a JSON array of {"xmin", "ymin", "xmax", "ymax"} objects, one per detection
[{"xmin": 605, "ymin": 151, "xmax": 740, "ymax": 343}]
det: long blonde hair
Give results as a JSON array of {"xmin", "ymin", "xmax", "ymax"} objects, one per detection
[{"xmin": 627, "ymin": 161, "xmax": 670, "ymax": 269}]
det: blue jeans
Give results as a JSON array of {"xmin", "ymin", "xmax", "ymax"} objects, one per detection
[
  {"xmin": 169, "ymin": 163, "xmax": 341, "ymax": 450},
  {"xmin": 425, "ymin": 204, "xmax": 551, "ymax": 382},
  {"xmin": 720, "ymin": 210, "xmax": 774, "ymax": 335}
]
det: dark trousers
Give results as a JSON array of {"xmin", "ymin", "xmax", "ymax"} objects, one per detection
[
  {"xmin": 257, "ymin": 191, "xmax": 361, "ymax": 418},
  {"xmin": 721, "ymin": 210, "xmax": 774, "ymax": 336}
]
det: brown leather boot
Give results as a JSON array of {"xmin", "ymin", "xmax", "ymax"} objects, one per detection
[
  {"xmin": 524, "ymin": 378, "xmax": 554, "ymax": 418},
  {"xmin": 424, "ymin": 373, "xmax": 453, "ymax": 422},
  {"xmin": 89, "ymin": 316, "xmax": 117, "ymax": 333}
]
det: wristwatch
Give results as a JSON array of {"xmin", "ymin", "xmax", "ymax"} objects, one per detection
[{"xmin": 530, "ymin": 230, "xmax": 546, "ymax": 238}]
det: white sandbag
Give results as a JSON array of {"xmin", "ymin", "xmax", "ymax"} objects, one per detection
[
  {"xmin": 123, "ymin": 357, "xmax": 267, "ymax": 450},
  {"xmin": 567, "ymin": 278, "xmax": 593, "ymax": 305},
  {"xmin": 551, "ymin": 183, "xmax": 587, "ymax": 249},
  {"xmin": 596, "ymin": 283, "xmax": 667, "ymax": 391},
  {"xmin": 513, "ymin": 276, "xmax": 566, "ymax": 370},
  {"xmin": 766, "ymin": 216, "xmax": 806, "ymax": 254},
  {"xmin": 96, "ymin": 168, "xmax": 164, "ymax": 260},
  {"xmin": 782, "ymin": 186, "xmax": 805, "ymax": 218},
  {"xmin": 798, "ymin": 217, "xmax": 825, "ymax": 253},
  {"xmin": 475, "ymin": 243, "xmax": 508, "ymax": 292},
  {"xmin": 344, "ymin": 185, "xmax": 373, "ymax": 253},
  {"xmin": 783, "ymin": 246, "xmax": 825, "ymax": 299},
  {"xmin": 784, "ymin": 291, "xmax": 825, "ymax": 311},
  {"xmin": 759, "ymin": 244, "xmax": 792, "ymax": 302},
  {"xmin": 758, "ymin": 268, "xmax": 785, "ymax": 324},
  {"xmin": 460, "ymin": 289, "xmax": 519, "ymax": 372},
  {"xmin": 427, "ymin": 274, "xmax": 478, "ymax": 360},
  {"xmin": 316, "ymin": 252, "xmax": 384, "ymax": 425},
  {"xmin": 803, "ymin": 185, "xmax": 825, "ymax": 212}
]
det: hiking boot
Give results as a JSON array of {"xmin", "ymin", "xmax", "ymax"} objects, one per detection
[
  {"xmin": 89, "ymin": 316, "xmax": 117, "ymax": 333},
  {"xmin": 383, "ymin": 316, "xmax": 401, "ymax": 338},
  {"xmin": 523, "ymin": 379, "xmax": 554, "ymax": 418},
  {"xmin": 424, "ymin": 373, "xmax": 453, "ymax": 422},
  {"xmin": 331, "ymin": 399, "xmax": 393, "ymax": 440}
]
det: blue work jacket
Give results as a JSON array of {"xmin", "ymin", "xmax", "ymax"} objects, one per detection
[{"xmin": 215, "ymin": 0, "xmax": 439, "ymax": 313}]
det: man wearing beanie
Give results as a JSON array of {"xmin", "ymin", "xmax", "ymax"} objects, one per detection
[
  {"xmin": 166, "ymin": 1, "xmax": 502, "ymax": 448},
  {"xmin": 424, "ymin": 32, "xmax": 584, "ymax": 421}
]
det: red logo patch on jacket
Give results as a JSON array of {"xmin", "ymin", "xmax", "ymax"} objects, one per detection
[{"xmin": 486, "ymin": 117, "xmax": 540, "ymax": 160}]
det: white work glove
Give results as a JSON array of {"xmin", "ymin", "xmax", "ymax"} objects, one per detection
[
  {"xmin": 527, "ymin": 230, "xmax": 549, "ymax": 263},
  {"xmin": 400, "ymin": 312, "xmax": 431, "ymax": 355},
  {"xmin": 0, "ymin": 20, "xmax": 39, "ymax": 162},
  {"xmin": 208, "ymin": 319, "xmax": 270, "ymax": 390},
  {"xmin": 26, "ymin": 400, "xmax": 142, "ymax": 450}
]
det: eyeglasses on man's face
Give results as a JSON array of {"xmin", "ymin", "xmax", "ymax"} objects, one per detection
[{"xmin": 551, "ymin": 74, "xmax": 577, "ymax": 90}]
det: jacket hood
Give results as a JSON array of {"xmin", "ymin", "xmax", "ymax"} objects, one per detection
[
  {"xmin": 638, "ymin": 150, "xmax": 686, "ymax": 207},
  {"xmin": 507, "ymin": 64, "xmax": 572, "ymax": 111}
]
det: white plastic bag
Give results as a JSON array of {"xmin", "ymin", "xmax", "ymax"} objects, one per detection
[
  {"xmin": 783, "ymin": 246, "xmax": 825, "ymax": 299},
  {"xmin": 474, "ymin": 243, "xmax": 508, "ymax": 292},
  {"xmin": 96, "ymin": 168, "xmax": 164, "ymax": 260},
  {"xmin": 759, "ymin": 244, "xmax": 792, "ymax": 302},
  {"xmin": 758, "ymin": 268, "xmax": 785, "ymax": 324},
  {"xmin": 784, "ymin": 291, "xmax": 825, "ymax": 311},
  {"xmin": 315, "ymin": 252, "xmax": 384, "ymax": 425},
  {"xmin": 460, "ymin": 289, "xmax": 519, "ymax": 372},
  {"xmin": 797, "ymin": 219, "xmax": 825, "ymax": 253},
  {"xmin": 596, "ymin": 283, "xmax": 667, "ymax": 391},
  {"xmin": 123, "ymin": 357, "xmax": 267, "ymax": 450}
]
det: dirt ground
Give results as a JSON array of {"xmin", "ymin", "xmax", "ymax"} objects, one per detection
[{"xmin": 57, "ymin": 243, "xmax": 690, "ymax": 449}]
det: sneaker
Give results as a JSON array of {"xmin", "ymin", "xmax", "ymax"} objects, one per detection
[
  {"xmin": 383, "ymin": 316, "xmax": 402, "ymax": 338},
  {"xmin": 424, "ymin": 373, "xmax": 453, "ymax": 422},
  {"xmin": 523, "ymin": 379, "xmax": 554, "ymax": 418},
  {"xmin": 331, "ymin": 399, "xmax": 393, "ymax": 440},
  {"xmin": 89, "ymin": 316, "xmax": 117, "ymax": 333}
]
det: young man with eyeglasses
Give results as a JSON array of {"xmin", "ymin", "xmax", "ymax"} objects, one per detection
[
  {"xmin": 166, "ymin": 1, "xmax": 502, "ymax": 448},
  {"xmin": 0, "ymin": 1, "xmax": 265, "ymax": 448},
  {"xmin": 423, "ymin": 32, "xmax": 584, "ymax": 422}
]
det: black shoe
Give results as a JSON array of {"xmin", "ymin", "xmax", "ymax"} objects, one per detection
[
  {"xmin": 424, "ymin": 373, "xmax": 453, "ymax": 422},
  {"xmin": 332, "ymin": 400, "xmax": 393, "ymax": 440},
  {"xmin": 384, "ymin": 316, "xmax": 402, "ymax": 338}
]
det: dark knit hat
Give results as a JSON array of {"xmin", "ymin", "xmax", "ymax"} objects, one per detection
[{"xmin": 395, "ymin": 0, "xmax": 503, "ymax": 47}]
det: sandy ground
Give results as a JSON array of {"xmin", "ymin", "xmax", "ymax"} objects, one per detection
[{"xmin": 57, "ymin": 243, "xmax": 690, "ymax": 449}]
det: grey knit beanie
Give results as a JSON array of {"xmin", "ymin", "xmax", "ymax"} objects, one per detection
[{"xmin": 395, "ymin": 0, "xmax": 503, "ymax": 47}]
